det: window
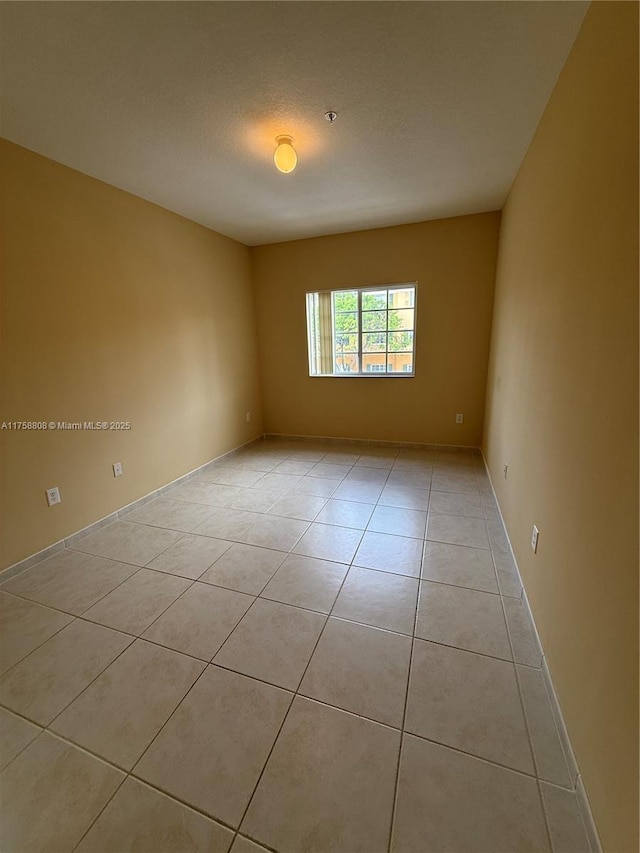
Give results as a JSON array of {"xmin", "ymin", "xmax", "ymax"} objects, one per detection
[{"xmin": 306, "ymin": 283, "xmax": 416, "ymax": 377}]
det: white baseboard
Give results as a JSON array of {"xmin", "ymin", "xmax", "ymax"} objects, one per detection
[
  {"xmin": 264, "ymin": 432, "xmax": 481, "ymax": 454},
  {"xmin": 0, "ymin": 434, "xmax": 264, "ymax": 582},
  {"xmin": 480, "ymin": 449, "xmax": 603, "ymax": 853}
]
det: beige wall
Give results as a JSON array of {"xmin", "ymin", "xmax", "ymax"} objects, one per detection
[
  {"xmin": 483, "ymin": 4, "xmax": 639, "ymax": 851},
  {"xmin": 251, "ymin": 213, "xmax": 500, "ymax": 446},
  {"xmin": 0, "ymin": 140, "xmax": 263, "ymax": 570}
]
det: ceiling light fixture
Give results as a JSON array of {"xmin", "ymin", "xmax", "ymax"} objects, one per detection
[{"xmin": 274, "ymin": 135, "xmax": 297, "ymax": 174}]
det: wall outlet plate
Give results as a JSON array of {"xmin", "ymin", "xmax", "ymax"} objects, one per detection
[
  {"xmin": 46, "ymin": 486, "xmax": 61, "ymax": 506},
  {"xmin": 455, "ymin": 413, "xmax": 464, "ymax": 424},
  {"xmin": 246, "ymin": 412, "xmax": 251, "ymax": 422},
  {"xmin": 531, "ymin": 524, "xmax": 539, "ymax": 553},
  {"xmin": 504, "ymin": 464, "xmax": 508, "ymax": 479},
  {"xmin": 113, "ymin": 462, "xmax": 123, "ymax": 477}
]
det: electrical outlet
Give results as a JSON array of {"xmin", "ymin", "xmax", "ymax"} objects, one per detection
[
  {"xmin": 113, "ymin": 462, "xmax": 123, "ymax": 477},
  {"xmin": 246, "ymin": 412, "xmax": 251, "ymax": 422},
  {"xmin": 531, "ymin": 525, "xmax": 539, "ymax": 553},
  {"xmin": 455, "ymin": 413, "xmax": 463, "ymax": 424},
  {"xmin": 503, "ymin": 464, "xmax": 508, "ymax": 479},
  {"xmin": 46, "ymin": 486, "xmax": 61, "ymax": 507}
]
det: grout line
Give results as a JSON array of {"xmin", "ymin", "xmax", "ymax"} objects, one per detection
[
  {"xmin": 8, "ymin": 441, "xmax": 560, "ymax": 851},
  {"xmin": 229, "ymin": 514, "xmax": 369, "ymax": 844},
  {"xmin": 0, "ymin": 682, "xmax": 551, "ymax": 790},
  {"xmin": 480, "ymin": 451, "xmax": 586, "ymax": 850},
  {"xmin": 0, "ymin": 708, "xmax": 44, "ymax": 772},
  {"xmin": 387, "ymin": 499, "xmax": 429, "ymax": 853},
  {"xmin": 506, "ymin": 612, "xmax": 555, "ymax": 852}
]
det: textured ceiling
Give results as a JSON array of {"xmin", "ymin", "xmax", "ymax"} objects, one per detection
[{"xmin": 0, "ymin": 1, "xmax": 588, "ymax": 245}]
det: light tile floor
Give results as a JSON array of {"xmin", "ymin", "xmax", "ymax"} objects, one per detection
[{"xmin": 0, "ymin": 439, "xmax": 592, "ymax": 852}]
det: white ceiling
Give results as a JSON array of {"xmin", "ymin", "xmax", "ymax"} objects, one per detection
[{"xmin": 0, "ymin": 1, "xmax": 588, "ymax": 246}]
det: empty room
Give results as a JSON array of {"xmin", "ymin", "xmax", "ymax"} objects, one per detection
[{"xmin": 0, "ymin": 2, "xmax": 637, "ymax": 852}]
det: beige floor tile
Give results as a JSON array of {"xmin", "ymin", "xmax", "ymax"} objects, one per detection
[
  {"xmin": 192, "ymin": 507, "xmax": 259, "ymax": 541},
  {"xmin": 321, "ymin": 451, "xmax": 360, "ymax": 466},
  {"xmin": 386, "ymin": 470, "xmax": 431, "ymax": 491},
  {"xmin": 416, "ymin": 581, "xmax": 512, "ymax": 659},
  {"xmin": 252, "ymin": 472, "xmax": 301, "ymax": 493},
  {"xmin": 291, "ymin": 476, "xmax": 341, "ymax": 497},
  {"xmin": 145, "ymin": 533, "xmax": 232, "ymax": 579},
  {"xmin": 214, "ymin": 599, "xmax": 326, "ymax": 690},
  {"xmin": 261, "ymin": 554, "xmax": 348, "ymax": 614},
  {"xmin": 487, "ymin": 517, "xmax": 510, "ymax": 552},
  {"xmin": 517, "ymin": 665, "xmax": 573, "ymax": 787},
  {"xmin": 367, "ymin": 505, "xmax": 427, "ymax": 539},
  {"xmin": 134, "ymin": 665, "xmax": 292, "ymax": 827},
  {"xmin": 142, "ymin": 582, "xmax": 253, "ymax": 660},
  {"xmin": 242, "ymin": 696, "xmax": 400, "ymax": 853},
  {"xmin": 267, "ymin": 492, "xmax": 327, "ymax": 521},
  {"xmin": 426, "ymin": 513, "xmax": 490, "ymax": 549},
  {"xmin": 430, "ymin": 472, "xmax": 479, "ymax": 494},
  {"xmin": 504, "ymin": 597, "xmax": 543, "ymax": 667},
  {"xmin": 82, "ymin": 569, "xmax": 191, "ymax": 635},
  {"xmin": 391, "ymin": 735, "xmax": 548, "ymax": 853},
  {"xmin": 300, "ymin": 617, "xmax": 411, "ymax": 727},
  {"xmin": 237, "ymin": 515, "xmax": 310, "ymax": 551},
  {"xmin": 170, "ymin": 480, "xmax": 240, "ymax": 507},
  {"xmin": 394, "ymin": 451, "xmax": 435, "ymax": 468},
  {"xmin": 52, "ymin": 639, "xmax": 204, "ymax": 769},
  {"xmin": 1, "ymin": 550, "xmax": 137, "ymax": 615},
  {"xmin": 429, "ymin": 491, "xmax": 485, "ymax": 518},
  {"xmin": 231, "ymin": 835, "xmax": 270, "ymax": 853},
  {"xmin": 273, "ymin": 459, "xmax": 317, "ymax": 475},
  {"xmin": 230, "ymin": 488, "xmax": 282, "ymax": 512},
  {"xmin": 422, "ymin": 541, "xmax": 498, "ymax": 592},
  {"xmin": 332, "ymin": 567, "xmax": 419, "ymax": 634},
  {"xmin": 345, "ymin": 466, "xmax": 389, "ymax": 484},
  {"xmin": 0, "ymin": 619, "xmax": 132, "ymax": 724},
  {"xmin": 314, "ymin": 498, "xmax": 374, "ymax": 529},
  {"xmin": 357, "ymin": 446, "xmax": 397, "ymax": 460},
  {"xmin": 405, "ymin": 640, "xmax": 533, "ymax": 773},
  {"xmin": 355, "ymin": 454, "xmax": 395, "ymax": 470},
  {"xmin": 200, "ymin": 543, "xmax": 287, "ymax": 595},
  {"xmin": 123, "ymin": 497, "xmax": 214, "ymax": 532},
  {"xmin": 76, "ymin": 777, "xmax": 234, "ymax": 853},
  {"xmin": 288, "ymin": 449, "xmax": 326, "ymax": 463},
  {"xmin": 354, "ymin": 531, "xmax": 423, "ymax": 577},
  {"xmin": 309, "ymin": 461, "xmax": 352, "ymax": 479},
  {"xmin": 1, "ymin": 438, "xmax": 576, "ymax": 848},
  {"xmin": 0, "ymin": 708, "xmax": 41, "ymax": 771},
  {"xmin": 332, "ymin": 480, "xmax": 384, "ymax": 503},
  {"xmin": 232, "ymin": 456, "xmax": 280, "ymax": 473},
  {"xmin": 540, "ymin": 782, "xmax": 591, "ymax": 853},
  {"xmin": 378, "ymin": 485, "xmax": 430, "ymax": 511},
  {"xmin": 0, "ymin": 732, "xmax": 124, "ymax": 852},
  {"xmin": 73, "ymin": 521, "xmax": 183, "ymax": 566},
  {"xmin": 0, "ymin": 592, "xmax": 73, "ymax": 674},
  {"xmin": 204, "ymin": 467, "xmax": 266, "ymax": 487},
  {"xmin": 494, "ymin": 549, "xmax": 523, "ymax": 597},
  {"xmin": 292, "ymin": 522, "xmax": 362, "ymax": 563},
  {"xmin": 483, "ymin": 503, "xmax": 501, "ymax": 523}
]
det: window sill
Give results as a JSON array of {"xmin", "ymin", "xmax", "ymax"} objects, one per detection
[{"xmin": 308, "ymin": 373, "xmax": 415, "ymax": 378}]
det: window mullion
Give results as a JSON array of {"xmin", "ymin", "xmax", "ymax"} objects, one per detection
[
  {"xmin": 385, "ymin": 298, "xmax": 389, "ymax": 373},
  {"xmin": 358, "ymin": 289, "xmax": 363, "ymax": 375}
]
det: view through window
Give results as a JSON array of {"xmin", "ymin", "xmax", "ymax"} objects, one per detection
[{"xmin": 306, "ymin": 284, "xmax": 416, "ymax": 376}]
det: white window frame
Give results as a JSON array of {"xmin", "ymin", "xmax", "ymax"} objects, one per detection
[{"xmin": 306, "ymin": 282, "xmax": 417, "ymax": 378}]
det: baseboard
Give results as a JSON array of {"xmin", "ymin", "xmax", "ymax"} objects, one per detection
[
  {"xmin": 264, "ymin": 431, "xmax": 481, "ymax": 454},
  {"xmin": 0, "ymin": 433, "xmax": 264, "ymax": 582},
  {"xmin": 480, "ymin": 450, "xmax": 603, "ymax": 853}
]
